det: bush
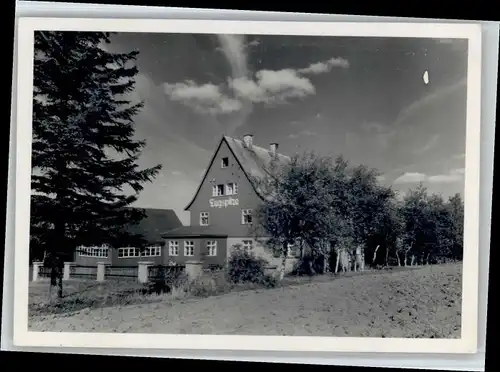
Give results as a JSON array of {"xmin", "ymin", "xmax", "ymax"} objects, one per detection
[
  {"xmin": 188, "ymin": 270, "xmax": 231, "ymax": 297},
  {"xmin": 149, "ymin": 266, "xmax": 188, "ymax": 295},
  {"xmin": 259, "ymin": 273, "xmax": 278, "ymax": 288},
  {"xmin": 228, "ymin": 247, "xmax": 276, "ymax": 287}
]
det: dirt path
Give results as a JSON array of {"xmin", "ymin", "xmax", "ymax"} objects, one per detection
[{"xmin": 29, "ymin": 264, "xmax": 462, "ymax": 338}]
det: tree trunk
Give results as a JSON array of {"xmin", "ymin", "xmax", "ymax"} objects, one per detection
[
  {"xmin": 372, "ymin": 245, "xmax": 380, "ymax": 266},
  {"xmin": 356, "ymin": 245, "xmax": 364, "ymax": 272},
  {"xmin": 334, "ymin": 248, "xmax": 340, "ymax": 274},
  {"xmin": 396, "ymin": 251, "xmax": 401, "ymax": 266},
  {"xmin": 324, "ymin": 247, "xmax": 331, "ymax": 274},
  {"xmin": 403, "ymin": 252, "xmax": 408, "ymax": 267},
  {"xmin": 410, "ymin": 255, "xmax": 415, "ymax": 266},
  {"xmin": 340, "ymin": 249, "xmax": 349, "ymax": 272},
  {"xmin": 47, "ymin": 282, "xmax": 53, "ymax": 303},
  {"xmin": 385, "ymin": 245, "xmax": 389, "ymax": 267},
  {"xmin": 57, "ymin": 274, "xmax": 63, "ymax": 298},
  {"xmin": 278, "ymin": 245, "xmax": 287, "ymax": 281}
]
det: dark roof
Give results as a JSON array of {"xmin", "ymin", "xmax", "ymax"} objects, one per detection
[
  {"xmin": 126, "ymin": 208, "xmax": 183, "ymax": 244},
  {"xmin": 184, "ymin": 135, "xmax": 290, "ymax": 210},
  {"xmin": 161, "ymin": 225, "xmax": 231, "ymax": 239},
  {"xmin": 224, "ymin": 136, "xmax": 290, "ymax": 180}
]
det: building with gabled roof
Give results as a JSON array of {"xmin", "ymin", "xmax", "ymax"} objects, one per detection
[
  {"xmin": 73, "ymin": 207, "xmax": 184, "ymax": 266},
  {"xmin": 161, "ymin": 134, "xmax": 299, "ymax": 271}
]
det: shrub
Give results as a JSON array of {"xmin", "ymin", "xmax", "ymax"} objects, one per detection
[
  {"xmin": 259, "ymin": 272, "xmax": 278, "ymax": 288},
  {"xmin": 227, "ymin": 247, "xmax": 276, "ymax": 287},
  {"xmin": 188, "ymin": 270, "xmax": 231, "ymax": 297},
  {"xmin": 148, "ymin": 266, "xmax": 188, "ymax": 295}
]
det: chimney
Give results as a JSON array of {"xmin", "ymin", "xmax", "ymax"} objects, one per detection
[
  {"xmin": 243, "ymin": 134, "xmax": 253, "ymax": 148},
  {"xmin": 269, "ymin": 142, "xmax": 279, "ymax": 155}
]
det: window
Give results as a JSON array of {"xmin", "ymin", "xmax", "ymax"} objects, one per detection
[
  {"xmin": 200, "ymin": 212, "xmax": 209, "ymax": 226},
  {"xmin": 221, "ymin": 157, "xmax": 229, "ymax": 168},
  {"xmin": 207, "ymin": 241, "xmax": 217, "ymax": 256},
  {"xmin": 78, "ymin": 245, "xmax": 109, "ymax": 258},
  {"xmin": 168, "ymin": 241, "xmax": 179, "ymax": 256},
  {"xmin": 242, "ymin": 240, "xmax": 254, "ymax": 254},
  {"xmin": 212, "ymin": 184, "xmax": 225, "ymax": 196},
  {"xmin": 226, "ymin": 182, "xmax": 238, "ymax": 195},
  {"xmin": 142, "ymin": 246, "xmax": 161, "ymax": 257},
  {"xmin": 241, "ymin": 209, "xmax": 253, "ymax": 224},
  {"xmin": 118, "ymin": 247, "xmax": 140, "ymax": 258},
  {"xmin": 184, "ymin": 241, "xmax": 195, "ymax": 256},
  {"xmin": 117, "ymin": 246, "xmax": 161, "ymax": 258}
]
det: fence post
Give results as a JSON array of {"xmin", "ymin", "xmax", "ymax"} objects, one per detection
[
  {"xmin": 63, "ymin": 262, "xmax": 75, "ymax": 281},
  {"xmin": 32, "ymin": 261, "xmax": 43, "ymax": 282},
  {"xmin": 97, "ymin": 262, "xmax": 108, "ymax": 282},
  {"xmin": 185, "ymin": 260, "xmax": 203, "ymax": 281},
  {"xmin": 138, "ymin": 261, "xmax": 154, "ymax": 284}
]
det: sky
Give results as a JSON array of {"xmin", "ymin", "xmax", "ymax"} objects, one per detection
[{"xmin": 102, "ymin": 32, "xmax": 469, "ymax": 225}]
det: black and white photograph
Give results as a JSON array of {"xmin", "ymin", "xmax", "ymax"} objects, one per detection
[{"xmin": 11, "ymin": 18, "xmax": 483, "ymax": 353}]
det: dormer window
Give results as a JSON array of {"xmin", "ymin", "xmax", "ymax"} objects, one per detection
[{"xmin": 221, "ymin": 157, "xmax": 229, "ymax": 168}]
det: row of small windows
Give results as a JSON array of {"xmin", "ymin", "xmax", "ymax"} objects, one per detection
[
  {"xmin": 78, "ymin": 246, "xmax": 109, "ymax": 258},
  {"xmin": 117, "ymin": 246, "xmax": 162, "ymax": 258},
  {"xmin": 212, "ymin": 182, "xmax": 238, "ymax": 197},
  {"xmin": 168, "ymin": 240, "xmax": 218, "ymax": 257},
  {"xmin": 77, "ymin": 245, "xmax": 162, "ymax": 258},
  {"xmin": 76, "ymin": 240, "xmax": 296, "ymax": 259},
  {"xmin": 200, "ymin": 209, "xmax": 252, "ymax": 226}
]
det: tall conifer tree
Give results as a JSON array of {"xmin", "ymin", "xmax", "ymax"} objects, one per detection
[{"xmin": 31, "ymin": 31, "xmax": 161, "ymax": 296}]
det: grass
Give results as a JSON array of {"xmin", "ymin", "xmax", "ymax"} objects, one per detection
[
  {"xmin": 28, "ymin": 270, "xmax": 275, "ymax": 317},
  {"xmin": 28, "ymin": 279, "xmax": 153, "ymax": 317},
  {"xmin": 28, "ymin": 263, "xmax": 462, "ymax": 338}
]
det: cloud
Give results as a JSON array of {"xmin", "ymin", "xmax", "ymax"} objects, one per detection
[
  {"xmin": 394, "ymin": 77, "xmax": 467, "ymax": 126},
  {"xmin": 247, "ymin": 39, "xmax": 260, "ymax": 48},
  {"xmin": 230, "ymin": 69, "xmax": 315, "ymax": 104},
  {"xmin": 428, "ymin": 167, "xmax": 465, "ymax": 183},
  {"xmin": 215, "ymin": 36, "xmax": 260, "ymax": 55},
  {"xmin": 376, "ymin": 175, "xmax": 386, "ymax": 182},
  {"xmin": 288, "ymin": 130, "xmax": 318, "ymax": 139},
  {"xmin": 427, "ymin": 173, "xmax": 462, "ymax": 184},
  {"xmin": 414, "ymin": 134, "xmax": 440, "ymax": 154},
  {"xmin": 394, "ymin": 172, "xmax": 428, "ymax": 184},
  {"xmin": 216, "ymin": 35, "xmax": 248, "ymax": 79},
  {"xmin": 171, "ymin": 171, "xmax": 183, "ymax": 176},
  {"xmin": 163, "ymin": 81, "xmax": 242, "ymax": 115},
  {"xmin": 347, "ymin": 122, "xmax": 397, "ymax": 153},
  {"xmin": 394, "ymin": 168, "xmax": 465, "ymax": 185},
  {"xmin": 362, "ymin": 122, "xmax": 389, "ymax": 134},
  {"xmin": 162, "ymin": 56, "xmax": 348, "ymax": 115},
  {"xmin": 298, "ymin": 57, "xmax": 349, "ymax": 74}
]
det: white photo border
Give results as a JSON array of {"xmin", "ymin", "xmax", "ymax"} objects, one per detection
[{"xmin": 13, "ymin": 17, "xmax": 482, "ymax": 354}]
